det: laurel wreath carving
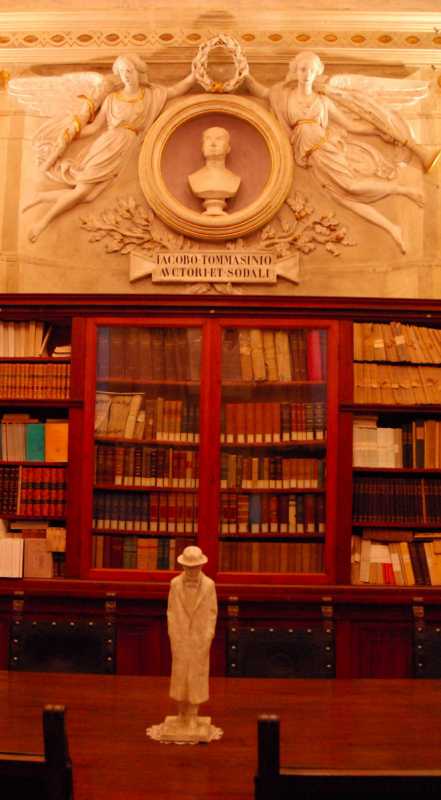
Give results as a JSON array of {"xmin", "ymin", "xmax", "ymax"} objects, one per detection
[{"xmin": 192, "ymin": 33, "xmax": 249, "ymax": 93}]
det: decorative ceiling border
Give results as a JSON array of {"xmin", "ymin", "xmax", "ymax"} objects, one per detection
[{"xmin": 0, "ymin": 11, "xmax": 440, "ymax": 65}]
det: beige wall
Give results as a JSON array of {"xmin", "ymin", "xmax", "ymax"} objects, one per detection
[{"xmin": 0, "ymin": 5, "xmax": 440, "ymax": 297}]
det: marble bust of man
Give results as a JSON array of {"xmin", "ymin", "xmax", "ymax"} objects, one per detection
[{"xmin": 188, "ymin": 126, "xmax": 241, "ymax": 216}]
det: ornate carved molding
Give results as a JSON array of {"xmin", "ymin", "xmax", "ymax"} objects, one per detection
[{"xmin": 0, "ymin": 11, "xmax": 440, "ymax": 65}]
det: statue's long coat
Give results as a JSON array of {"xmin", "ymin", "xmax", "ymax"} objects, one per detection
[{"xmin": 167, "ymin": 572, "xmax": 217, "ymax": 705}]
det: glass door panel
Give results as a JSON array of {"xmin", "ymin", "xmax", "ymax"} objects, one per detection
[
  {"xmin": 93, "ymin": 325, "xmax": 201, "ymax": 572},
  {"xmin": 219, "ymin": 326, "xmax": 327, "ymax": 573}
]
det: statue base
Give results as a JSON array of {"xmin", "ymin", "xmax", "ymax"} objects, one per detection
[{"xmin": 146, "ymin": 715, "xmax": 223, "ymax": 744}]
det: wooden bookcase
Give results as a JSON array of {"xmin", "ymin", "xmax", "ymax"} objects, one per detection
[{"xmin": 0, "ymin": 294, "xmax": 441, "ymax": 678}]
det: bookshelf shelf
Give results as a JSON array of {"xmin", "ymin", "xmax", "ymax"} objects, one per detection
[
  {"xmin": 92, "ymin": 529, "xmax": 195, "ymax": 538},
  {"xmin": 219, "ymin": 534, "xmax": 325, "ymax": 541},
  {"xmin": 344, "ymin": 404, "xmax": 441, "ymax": 415},
  {"xmin": 352, "ymin": 521, "xmax": 441, "ymax": 529},
  {"xmin": 0, "ymin": 357, "xmax": 71, "ymax": 363},
  {"xmin": 94, "ymin": 483, "xmax": 198, "ymax": 492},
  {"xmin": 353, "ymin": 467, "xmax": 441, "ymax": 475},
  {"xmin": 220, "ymin": 487, "xmax": 325, "ymax": 494},
  {"xmin": 0, "ymin": 400, "xmax": 80, "ymax": 408},
  {"xmin": 2, "ymin": 514, "xmax": 66, "ymax": 520},
  {"xmin": 0, "ymin": 460, "xmax": 67, "ymax": 466},
  {"xmin": 353, "ymin": 359, "xmax": 441, "ymax": 366},
  {"xmin": 219, "ymin": 440, "xmax": 326, "ymax": 449},
  {"xmin": 222, "ymin": 380, "xmax": 327, "ymax": 388},
  {"xmin": 95, "ymin": 435, "xmax": 199, "ymax": 448},
  {"xmin": 96, "ymin": 378, "xmax": 200, "ymax": 388}
]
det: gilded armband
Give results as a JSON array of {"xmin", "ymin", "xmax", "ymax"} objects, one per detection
[
  {"xmin": 63, "ymin": 115, "xmax": 82, "ymax": 145},
  {"xmin": 78, "ymin": 94, "xmax": 97, "ymax": 123}
]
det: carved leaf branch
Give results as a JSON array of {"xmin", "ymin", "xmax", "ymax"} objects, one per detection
[
  {"xmin": 80, "ymin": 197, "xmax": 197, "ymax": 256},
  {"xmin": 80, "ymin": 193, "xmax": 355, "ymax": 262},
  {"xmin": 228, "ymin": 192, "xmax": 356, "ymax": 258}
]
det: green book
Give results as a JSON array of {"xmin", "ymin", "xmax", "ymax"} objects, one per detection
[
  {"xmin": 123, "ymin": 536, "xmax": 137, "ymax": 569},
  {"xmin": 25, "ymin": 423, "xmax": 45, "ymax": 461}
]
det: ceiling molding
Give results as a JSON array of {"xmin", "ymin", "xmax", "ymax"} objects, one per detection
[{"xmin": 0, "ymin": 10, "xmax": 439, "ymax": 66}]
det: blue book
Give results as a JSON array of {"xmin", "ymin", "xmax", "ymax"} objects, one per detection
[
  {"xmin": 249, "ymin": 493, "xmax": 261, "ymax": 534},
  {"xmin": 25, "ymin": 422, "xmax": 45, "ymax": 461},
  {"xmin": 156, "ymin": 537, "xmax": 169, "ymax": 570}
]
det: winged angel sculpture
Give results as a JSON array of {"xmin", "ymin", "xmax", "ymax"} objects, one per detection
[
  {"xmin": 9, "ymin": 54, "xmax": 195, "ymax": 242},
  {"xmin": 246, "ymin": 51, "xmax": 441, "ymax": 253},
  {"xmin": 8, "ymin": 44, "xmax": 441, "ymax": 253}
]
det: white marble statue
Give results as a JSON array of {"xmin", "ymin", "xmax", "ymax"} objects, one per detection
[
  {"xmin": 9, "ymin": 54, "xmax": 196, "ymax": 242},
  {"xmin": 188, "ymin": 126, "xmax": 241, "ymax": 215},
  {"xmin": 245, "ymin": 50, "xmax": 441, "ymax": 253},
  {"xmin": 147, "ymin": 545, "xmax": 221, "ymax": 744}
]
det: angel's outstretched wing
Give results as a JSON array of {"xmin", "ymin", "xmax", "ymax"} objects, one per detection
[
  {"xmin": 320, "ymin": 73, "xmax": 431, "ymax": 147},
  {"xmin": 325, "ymin": 73, "xmax": 429, "ymax": 109},
  {"xmin": 8, "ymin": 70, "xmax": 119, "ymax": 174},
  {"xmin": 8, "ymin": 71, "xmax": 114, "ymax": 117}
]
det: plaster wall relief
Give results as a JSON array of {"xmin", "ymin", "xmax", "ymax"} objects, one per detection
[{"xmin": 1, "ymin": 17, "xmax": 441, "ymax": 297}]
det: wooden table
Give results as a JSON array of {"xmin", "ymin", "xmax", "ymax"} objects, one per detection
[{"xmin": 1, "ymin": 673, "xmax": 441, "ymax": 800}]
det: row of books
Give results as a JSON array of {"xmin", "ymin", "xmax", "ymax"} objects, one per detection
[
  {"xmin": 93, "ymin": 491, "xmax": 199, "ymax": 534},
  {"xmin": 354, "ymin": 321, "xmax": 441, "ymax": 364},
  {"xmin": 92, "ymin": 534, "xmax": 195, "ymax": 570},
  {"xmin": 221, "ymin": 401, "xmax": 326, "ymax": 444},
  {"xmin": 351, "ymin": 534, "xmax": 441, "ymax": 585},
  {"xmin": 353, "ymin": 417, "xmax": 441, "ymax": 469},
  {"xmin": 220, "ymin": 492, "xmax": 325, "ymax": 536},
  {"xmin": 0, "ymin": 320, "xmax": 51, "ymax": 358},
  {"xmin": 353, "ymin": 363, "xmax": 441, "ymax": 405},
  {"xmin": 0, "ymin": 362, "xmax": 70, "ymax": 399},
  {"xmin": 95, "ymin": 443, "xmax": 199, "ymax": 488},
  {"xmin": 353, "ymin": 476, "xmax": 441, "ymax": 524},
  {"xmin": 220, "ymin": 454, "xmax": 325, "ymax": 489},
  {"xmin": 97, "ymin": 326, "xmax": 201, "ymax": 382},
  {"xmin": 219, "ymin": 540, "xmax": 324, "ymax": 573},
  {"xmin": 0, "ymin": 416, "xmax": 68, "ymax": 462},
  {"xmin": 0, "ymin": 523, "xmax": 66, "ymax": 578},
  {"xmin": 222, "ymin": 327, "xmax": 327, "ymax": 383},
  {"xmin": 95, "ymin": 392, "xmax": 200, "ymax": 442},
  {"xmin": 0, "ymin": 464, "xmax": 67, "ymax": 517}
]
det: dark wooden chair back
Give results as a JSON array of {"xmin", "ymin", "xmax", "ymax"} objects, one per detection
[
  {"xmin": 255, "ymin": 715, "xmax": 441, "ymax": 800},
  {"xmin": 0, "ymin": 705, "xmax": 73, "ymax": 800}
]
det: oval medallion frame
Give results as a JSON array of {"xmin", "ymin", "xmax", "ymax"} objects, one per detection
[{"xmin": 139, "ymin": 94, "xmax": 294, "ymax": 241}]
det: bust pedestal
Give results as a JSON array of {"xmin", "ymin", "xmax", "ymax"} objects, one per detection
[{"xmin": 188, "ymin": 167, "xmax": 241, "ymax": 216}]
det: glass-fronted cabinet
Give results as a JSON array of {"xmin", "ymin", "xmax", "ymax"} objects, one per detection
[{"xmin": 84, "ymin": 317, "xmax": 337, "ymax": 585}]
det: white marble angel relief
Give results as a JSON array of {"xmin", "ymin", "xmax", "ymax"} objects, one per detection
[
  {"xmin": 245, "ymin": 50, "xmax": 441, "ymax": 253},
  {"xmin": 9, "ymin": 55, "xmax": 195, "ymax": 242}
]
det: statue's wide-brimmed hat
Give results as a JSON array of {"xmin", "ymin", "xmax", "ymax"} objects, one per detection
[{"xmin": 177, "ymin": 545, "xmax": 208, "ymax": 567}]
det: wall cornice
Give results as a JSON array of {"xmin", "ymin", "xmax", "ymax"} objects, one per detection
[{"xmin": 0, "ymin": 10, "xmax": 440, "ymax": 66}]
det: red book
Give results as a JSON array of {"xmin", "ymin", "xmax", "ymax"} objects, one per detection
[
  {"xmin": 235, "ymin": 403, "xmax": 246, "ymax": 444},
  {"xmin": 306, "ymin": 330, "xmax": 323, "ymax": 380},
  {"xmin": 149, "ymin": 493, "xmax": 159, "ymax": 533}
]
